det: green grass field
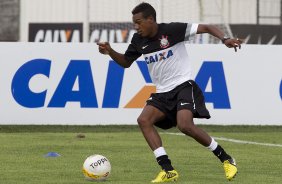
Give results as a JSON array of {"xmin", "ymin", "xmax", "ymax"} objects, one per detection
[{"xmin": 0, "ymin": 125, "xmax": 282, "ymax": 184}]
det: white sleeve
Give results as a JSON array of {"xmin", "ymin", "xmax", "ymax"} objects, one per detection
[{"xmin": 184, "ymin": 23, "xmax": 199, "ymax": 41}]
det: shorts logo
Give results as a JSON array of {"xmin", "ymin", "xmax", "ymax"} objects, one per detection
[
  {"xmin": 159, "ymin": 35, "xmax": 170, "ymax": 48},
  {"xmin": 180, "ymin": 102, "xmax": 190, "ymax": 106},
  {"xmin": 142, "ymin": 45, "xmax": 149, "ymax": 49}
]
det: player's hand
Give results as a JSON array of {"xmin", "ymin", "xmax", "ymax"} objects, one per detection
[
  {"xmin": 97, "ymin": 42, "xmax": 112, "ymax": 55},
  {"xmin": 224, "ymin": 38, "xmax": 243, "ymax": 52}
]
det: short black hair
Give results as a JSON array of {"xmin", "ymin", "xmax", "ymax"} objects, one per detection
[{"xmin": 132, "ymin": 2, "xmax": 156, "ymax": 21}]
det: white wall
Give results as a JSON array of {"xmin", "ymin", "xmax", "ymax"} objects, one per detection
[{"xmin": 20, "ymin": 0, "xmax": 278, "ymax": 42}]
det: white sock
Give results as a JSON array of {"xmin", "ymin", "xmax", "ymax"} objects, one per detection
[
  {"xmin": 207, "ymin": 138, "xmax": 218, "ymax": 151},
  {"xmin": 153, "ymin": 147, "xmax": 167, "ymax": 158}
]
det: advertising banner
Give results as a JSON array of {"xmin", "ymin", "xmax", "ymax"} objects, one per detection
[
  {"xmin": 0, "ymin": 43, "xmax": 281, "ymax": 125},
  {"xmin": 230, "ymin": 24, "xmax": 282, "ymax": 44},
  {"xmin": 89, "ymin": 22, "xmax": 134, "ymax": 43},
  {"xmin": 29, "ymin": 23, "xmax": 83, "ymax": 42},
  {"xmin": 89, "ymin": 23, "xmax": 282, "ymax": 45}
]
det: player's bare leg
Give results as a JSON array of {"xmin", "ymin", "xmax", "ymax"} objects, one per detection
[
  {"xmin": 137, "ymin": 105, "xmax": 179, "ymax": 182},
  {"xmin": 137, "ymin": 105, "xmax": 165, "ymax": 150},
  {"xmin": 176, "ymin": 109, "xmax": 237, "ymax": 180},
  {"xmin": 176, "ymin": 109, "xmax": 211, "ymax": 146}
]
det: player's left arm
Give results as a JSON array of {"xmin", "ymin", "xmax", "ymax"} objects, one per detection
[{"xmin": 197, "ymin": 24, "xmax": 243, "ymax": 52}]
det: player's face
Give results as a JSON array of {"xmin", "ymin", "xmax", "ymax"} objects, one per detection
[{"xmin": 132, "ymin": 12, "xmax": 154, "ymax": 37}]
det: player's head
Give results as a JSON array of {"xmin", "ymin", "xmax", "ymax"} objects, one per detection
[{"xmin": 132, "ymin": 2, "xmax": 157, "ymax": 38}]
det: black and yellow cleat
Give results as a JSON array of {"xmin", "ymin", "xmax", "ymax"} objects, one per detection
[
  {"xmin": 223, "ymin": 158, "xmax": 238, "ymax": 181},
  {"xmin": 151, "ymin": 170, "xmax": 179, "ymax": 183}
]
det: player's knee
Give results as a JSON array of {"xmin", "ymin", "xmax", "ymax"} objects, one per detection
[
  {"xmin": 137, "ymin": 116, "xmax": 150, "ymax": 127},
  {"xmin": 177, "ymin": 122, "xmax": 196, "ymax": 136}
]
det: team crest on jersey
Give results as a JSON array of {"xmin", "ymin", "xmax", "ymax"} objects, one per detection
[{"xmin": 159, "ymin": 35, "xmax": 170, "ymax": 48}]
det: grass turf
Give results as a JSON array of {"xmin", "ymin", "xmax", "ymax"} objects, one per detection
[{"xmin": 0, "ymin": 125, "xmax": 281, "ymax": 184}]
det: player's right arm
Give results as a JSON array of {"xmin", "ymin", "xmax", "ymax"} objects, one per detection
[{"xmin": 97, "ymin": 42, "xmax": 132, "ymax": 68}]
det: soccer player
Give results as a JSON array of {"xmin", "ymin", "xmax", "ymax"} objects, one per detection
[{"xmin": 97, "ymin": 2, "xmax": 242, "ymax": 183}]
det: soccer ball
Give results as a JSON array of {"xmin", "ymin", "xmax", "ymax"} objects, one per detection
[{"xmin": 82, "ymin": 154, "xmax": 111, "ymax": 181}]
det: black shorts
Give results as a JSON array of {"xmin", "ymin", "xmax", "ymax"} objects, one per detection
[{"xmin": 146, "ymin": 80, "xmax": 211, "ymax": 130}]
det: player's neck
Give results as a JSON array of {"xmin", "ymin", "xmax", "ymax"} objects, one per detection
[{"xmin": 148, "ymin": 23, "xmax": 158, "ymax": 38}]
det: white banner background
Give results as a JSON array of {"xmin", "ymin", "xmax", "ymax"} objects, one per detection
[{"xmin": 0, "ymin": 43, "xmax": 281, "ymax": 125}]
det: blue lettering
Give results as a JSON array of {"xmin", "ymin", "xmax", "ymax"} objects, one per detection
[
  {"xmin": 159, "ymin": 52, "xmax": 166, "ymax": 61},
  {"xmin": 154, "ymin": 54, "xmax": 158, "ymax": 62},
  {"xmin": 102, "ymin": 60, "xmax": 152, "ymax": 108},
  {"xmin": 102, "ymin": 61, "xmax": 125, "ymax": 108},
  {"xmin": 136, "ymin": 61, "xmax": 152, "ymax": 83},
  {"xmin": 48, "ymin": 60, "xmax": 98, "ymax": 107},
  {"xmin": 145, "ymin": 50, "xmax": 174, "ymax": 64},
  {"xmin": 145, "ymin": 57, "xmax": 149, "ymax": 64},
  {"xmin": 11, "ymin": 59, "xmax": 50, "ymax": 108},
  {"xmin": 167, "ymin": 50, "xmax": 173, "ymax": 58},
  {"xmin": 12, "ymin": 58, "xmax": 233, "ymax": 109},
  {"xmin": 195, "ymin": 61, "xmax": 231, "ymax": 109},
  {"xmin": 149, "ymin": 56, "xmax": 155, "ymax": 63}
]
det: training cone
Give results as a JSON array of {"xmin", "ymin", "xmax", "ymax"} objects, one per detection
[{"xmin": 44, "ymin": 152, "xmax": 61, "ymax": 157}]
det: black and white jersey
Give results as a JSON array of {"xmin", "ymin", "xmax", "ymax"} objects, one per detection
[{"xmin": 124, "ymin": 22, "xmax": 198, "ymax": 93}]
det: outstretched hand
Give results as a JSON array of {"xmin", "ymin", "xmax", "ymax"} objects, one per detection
[
  {"xmin": 224, "ymin": 38, "xmax": 243, "ymax": 52},
  {"xmin": 97, "ymin": 42, "xmax": 112, "ymax": 55}
]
